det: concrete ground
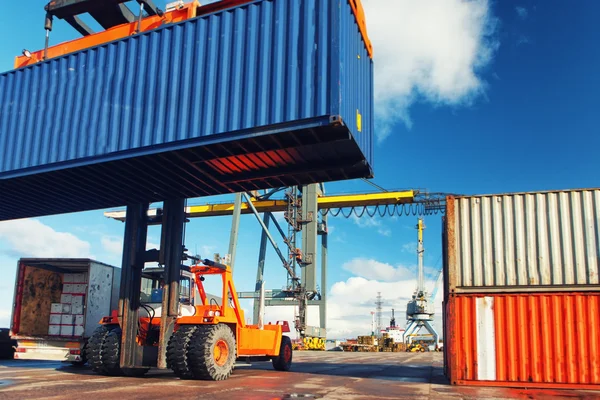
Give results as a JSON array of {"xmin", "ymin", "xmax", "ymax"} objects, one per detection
[{"xmin": 0, "ymin": 352, "xmax": 598, "ymax": 399}]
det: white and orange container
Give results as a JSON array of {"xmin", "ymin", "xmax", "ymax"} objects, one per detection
[
  {"xmin": 443, "ymin": 189, "xmax": 600, "ymax": 390},
  {"xmin": 445, "ymin": 292, "xmax": 600, "ymax": 389}
]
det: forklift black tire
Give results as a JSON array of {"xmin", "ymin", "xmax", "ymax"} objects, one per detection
[
  {"xmin": 167, "ymin": 325, "xmax": 199, "ymax": 379},
  {"xmin": 87, "ymin": 325, "xmax": 126, "ymax": 376},
  {"xmin": 87, "ymin": 325, "xmax": 113, "ymax": 374},
  {"xmin": 102, "ymin": 327, "xmax": 125, "ymax": 376},
  {"xmin": 272, "ymin": 336, "xmax": 293, "ymax": 371},
  {"xmin": 188, "ymin": 324, "xmax": 236, "ymax": 380}
]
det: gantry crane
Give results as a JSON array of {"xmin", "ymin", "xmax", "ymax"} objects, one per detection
[
  {"xmin": 404, "ymin": 218, "xmax": 440, "ymax": 351},
  {"xmin": 105, "ymin": 188, "xmax": 447, "ymax": 344}
]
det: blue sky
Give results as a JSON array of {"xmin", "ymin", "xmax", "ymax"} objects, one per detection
[{"xmin": 0, "ymin": 0, "xmax": 599, "ymax": 338}]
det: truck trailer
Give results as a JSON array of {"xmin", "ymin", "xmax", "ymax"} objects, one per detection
[
  {"xmin": 9, "ymin": 257, "xmax": 224, "ymax": 365},
  {"xmin": 10, "ymin": 258, "xmax": 121, "ymax": 364}
]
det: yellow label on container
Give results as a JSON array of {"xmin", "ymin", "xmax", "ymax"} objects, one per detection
[{"xmin": 356, "ymin": 109, "xmax": 362, "ymax": 132}]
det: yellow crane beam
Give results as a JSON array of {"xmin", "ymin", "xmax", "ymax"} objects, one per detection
[{"xmin": 103, "ymin": 190, "xmax": 415, "ymax": 221}]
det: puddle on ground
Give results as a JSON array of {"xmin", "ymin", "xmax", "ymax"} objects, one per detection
[
  {"xmin": 371, "ymin": 376, "xmax": 430, "ymax": 383},
  {"xmin": 282, "ymin": 394, "xmax": 320, "ymax": 399}
]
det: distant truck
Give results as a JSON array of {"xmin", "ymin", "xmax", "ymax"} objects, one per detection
[{"xmin": 9, "ymin": 258, "xmax": 201, "ymax": 365}]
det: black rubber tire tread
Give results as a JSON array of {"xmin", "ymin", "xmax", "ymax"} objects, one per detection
[
  {"xmin": 166, "ymin": 325, "xmax": 198, "ymax": 379},
  {"xmin": 102, "ymin": 327, "xmax": 124, "ymax": 376},
  {"xmin": 86, "ymin": 325, "xmax": 111, "ymax": 374},
  {"xmin": 272, "ymin": 336, "xmax": 293, "ymax": 371},
  {"xmin": 188, "ymin": 324, "xmax": 236, "ymax": 380}
]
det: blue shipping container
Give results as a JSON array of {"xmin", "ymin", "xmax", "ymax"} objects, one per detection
[{"xmin": 0, "ymin": 0, "xmax": 374, "ymax": 221}]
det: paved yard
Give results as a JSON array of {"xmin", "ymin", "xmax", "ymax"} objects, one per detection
[{"xmin": 0, "ymin": 352, "xmax": 597, "ymax": 399}]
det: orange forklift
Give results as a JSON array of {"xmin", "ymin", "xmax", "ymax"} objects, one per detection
[{"xmin": 88, "ymin": 258, "xmax": 292, "ymax": 380}]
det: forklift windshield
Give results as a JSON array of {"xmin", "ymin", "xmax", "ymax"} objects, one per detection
[{"xmin": 140, "ymin": 268, "xmax": 192, "ymax": 305}]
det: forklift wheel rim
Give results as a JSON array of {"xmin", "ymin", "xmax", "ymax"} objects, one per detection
[
  {"xmin": 284, "ymin": 345, "xmax": 292, "ymax": 363},
  {"xmin": 214, "ymin": 339, "xmax": 229, "ymax": 367}
]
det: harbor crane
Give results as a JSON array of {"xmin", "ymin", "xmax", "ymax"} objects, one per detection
[
  {"xmin": 106, "ymin": 189, "xmax": 447, "ymax": 344},
  {"xmin": 404, "ymin": 218, "xmax": 440, "ymax": 351}
]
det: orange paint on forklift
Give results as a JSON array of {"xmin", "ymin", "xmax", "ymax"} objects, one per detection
[{"xmin": 175, "ymin": 263, "xmax": 290, "ymax": 358}]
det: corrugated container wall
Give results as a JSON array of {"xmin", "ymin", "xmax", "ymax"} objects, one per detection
[
  {"xmin": 0, "ymin": 0, "xmax": 374, "ymax": 221},
  {"xmin": 446, "ymin": 292, "xmax": 600, "ymax": 390},
  {"xmin": 445, "ymin": 189, "xmax": 600, "ymax": 292}
]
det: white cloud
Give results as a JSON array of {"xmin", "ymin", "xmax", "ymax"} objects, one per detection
[
  {"xmin": 325, "ymin": 275, "xmax": 443, "ymax": 339},
  {"xmin": 515, "ymin": 6, "xmax": 528, "ymax": 19},
  {"xmin": 350, "ymin": 215, "xmax": 392, "ymax": 237},
  {"xmin": 377, "ymin": 227, "xmax": 392, "ymax": 237},
  {"xmin": 230, "ymin": 256, "xmax": 445, "ymax": 341},
  {"xmin": 343, "ymin": 258, "xmax": 413, "ymax": 282},
  {"xmin": 200, "ymin": 245, "xmax": 217, "ymax": 257},
  {"xmin": 101, "ymin": 236, "xmax": 160, "ymax": 261},
  {"xmin": 0, "ymin": 219, "xmax": 92, "ymax": 258},
  {"xmin": 0, "ymin": 310, "xmax": 10, "ymax": 327},
  {"xmin": 351, "ymin": 215, "xmax": 381, "ymax": 228},
  {"xmin": 101, "ymin": 236, "xmax": 123, "ymax": 257},
  {"xmin": 402, "ymin": 242, "xmax": 417, "ymax": 253},
  {"xmin": 363, "ymin": 0, "xmax": 499, "ymax": 142}
]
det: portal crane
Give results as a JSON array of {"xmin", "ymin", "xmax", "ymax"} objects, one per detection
[
  {"xmin": 103, "ymin": 188, "xmax": 447, "ymax": 344},
  {"xmin": 404, "ymin": 218, "xmax": 440, "ymax": 351}
]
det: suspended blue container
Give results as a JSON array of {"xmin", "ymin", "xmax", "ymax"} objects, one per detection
[{"xmin": 0, "ymin": 0, "xmax": 374, "ymax": 221}]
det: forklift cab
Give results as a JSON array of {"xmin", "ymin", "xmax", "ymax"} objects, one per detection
[{"xmin": 140, "ymin": 266, "xmax": 194, "ymax": 306}]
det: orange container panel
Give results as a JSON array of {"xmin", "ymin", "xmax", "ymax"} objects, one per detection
[{"xmin": 446, "ymin": 292, "xmax": 600, "ymax": 390}]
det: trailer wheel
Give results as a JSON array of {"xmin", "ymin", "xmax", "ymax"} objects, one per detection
[
  {"xmin": 272, "ymin": 336, "xmax": 293, "ymax": 371},
  {"xmin": 166, "ymin": 325, "xmax": 198, "ymax": 379},
  {"xmin": 188, "ymin": 324, "xmax": 236, "ymax": 380}
]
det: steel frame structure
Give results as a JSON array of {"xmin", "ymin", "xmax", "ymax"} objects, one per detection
[{"xmin": 106, "ymin": 188, "xmax": 446, "ymax": 341}]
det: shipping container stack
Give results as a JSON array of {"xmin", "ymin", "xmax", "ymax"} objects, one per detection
[
  {"xmin": 49, "ymin": 273, "xmax": 87, "ymax": 338},
  {"xmin": 444, "ymin": 189, "xmax": 600, "ymax": 390}
]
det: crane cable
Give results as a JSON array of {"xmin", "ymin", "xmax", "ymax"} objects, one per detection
[{"xmin": 321, "ymin": 201, "xmax": 445, "ymax": 219}]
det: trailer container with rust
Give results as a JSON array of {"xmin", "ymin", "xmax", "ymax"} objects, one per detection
[
  {"xmin": 0, "ymin": 0, "xmax": 374, "ymax": 221},
  {"xmin": 443, "ymin": 188, "xmax": 600, "ymax": 390},
  {"xmin": 445, "ymin": 292, "xmax": 600, "ymax": 390}
]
